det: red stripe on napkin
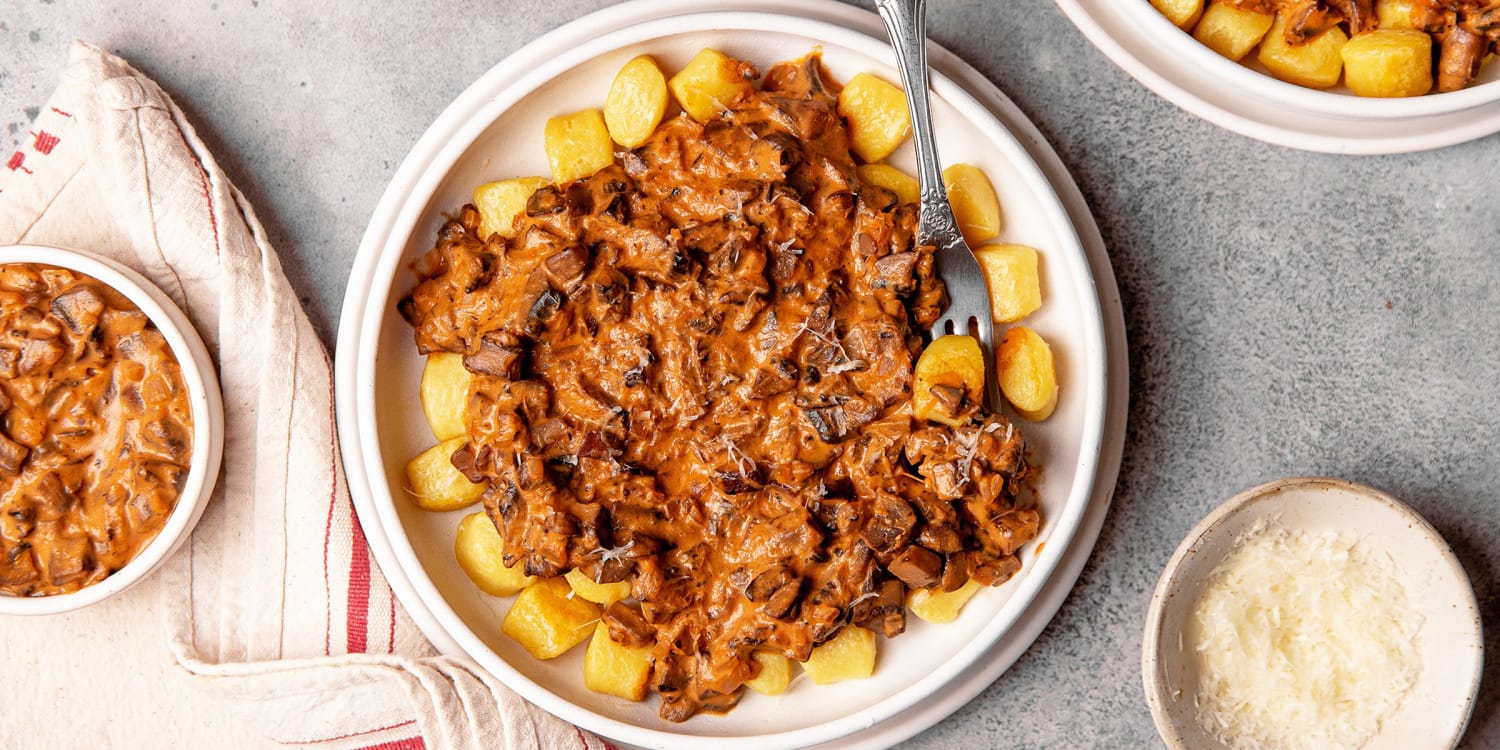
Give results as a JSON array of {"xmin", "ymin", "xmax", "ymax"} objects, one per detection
[
  {"xmin": 298, "ymin": 720, "xmax": 418, "ymax": 745},
  {"xmin": 347, "ymin": 500, "xmax": 372, "ymax": 653},
  {"xmin": 195, "ymin": 165, "xmax": 220, "ymax": 251},
  {"xmin": 322, "ymin": 351, "xmax": 340, "ymax": 655},
  {"xmin": 387, "ymin": 589, "xmax": 397, "ymax": 653},
  {"xmin": 359, "ymin": 738, "xmax": 426, "ymax": 750},
  {"xmin": 32, "ymin": 131, "xmax": 60, "ymax": 155},
  {"xmin": 321, "ymin": 483, "xmax": 336, "ymax": 656}
]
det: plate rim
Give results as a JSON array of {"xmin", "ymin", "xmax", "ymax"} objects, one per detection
[{"xmin": 335, "ymin": 2, "xmax": 1114, "ymax": 747}]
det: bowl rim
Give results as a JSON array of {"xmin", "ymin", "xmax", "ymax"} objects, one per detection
[
  {"xmin": 335, "ymin": 3, "xmax": 1110, "ymax": 748},
  {"xmin": 1141, "ymin": 476, "xmax": 1484, "ymax": 750},
  {"xmin": 1121, "ymin": 0, "xmax": 1500, "ymax": 121},
  {"xmin": 0, "ymin": 243, "xmax": 224, "ymax": 615}
]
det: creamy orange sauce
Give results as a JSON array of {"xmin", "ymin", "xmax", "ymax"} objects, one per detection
[{"xmin": 0, "ymin": 264, "xmax": 193, "ymax": 596}]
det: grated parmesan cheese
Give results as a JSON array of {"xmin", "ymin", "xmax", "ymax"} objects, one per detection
[{"xmin": 1188, "ymin": 522, "xmax": 1423, "ymax": 750}]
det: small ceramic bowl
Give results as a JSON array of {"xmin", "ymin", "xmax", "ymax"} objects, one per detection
[
  {"xmin": 0, "ymin": 244, "xmax": 224, "ymax": 615},
  {"xmin": 1143, "ymin": 477, "xmax": 1483, "ymax": 750}
]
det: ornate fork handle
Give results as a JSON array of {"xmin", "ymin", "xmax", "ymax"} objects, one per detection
[
  {"xmin": 874, "ymin": 0, "xmax": 1001, "ymax": 411},
  {"xmin": 873, "ymin": 0, "xmax": 963, "ymax": 255}
]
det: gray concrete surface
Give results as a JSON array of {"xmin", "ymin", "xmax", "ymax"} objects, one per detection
[{"xmin": 3, "ymin": 0, "xmax": 1498, "ymax": 747}]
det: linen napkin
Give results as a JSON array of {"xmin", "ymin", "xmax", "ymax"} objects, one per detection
[{"xmin": 0, "ymin": 41, "xmax": 610, "ymax": 750}]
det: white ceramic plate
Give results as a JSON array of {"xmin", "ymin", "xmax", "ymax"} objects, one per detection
[
  {"xmin": 336, "ymin": 1, "xmax": 1114, "ymax": 747},
  {"xmin": 1143, "ymin": 477, "xmax": 1483, "ymax": 749},
  {"xmin": 1055, "ymin": 0, "xmax": 1500, "ymax": 153},
  {"xmin": 0, "ymin": 244, "xmax": 224, "ymax": 615}
]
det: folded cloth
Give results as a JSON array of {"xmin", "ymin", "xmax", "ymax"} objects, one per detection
[{"xmin": 0, "ymin": 41, "xmax": 609, "ymax": 750}]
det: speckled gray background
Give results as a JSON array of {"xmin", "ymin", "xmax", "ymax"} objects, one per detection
[{"xmin": 3, "ymin": 0, "xmax": 1498, "ymax": 747}]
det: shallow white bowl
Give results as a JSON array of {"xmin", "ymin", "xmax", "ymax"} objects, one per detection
[
  {"xmin": 0, "ymin": 243, "xmax": 224, "ymax": 616},
  {"xmin": 1143, "ymin": 477, "xmax": 1483, "ymax": 750},
  {"xmin": 336, "ymin": 2, "xmax": 1110, "ymax": 748},
  {"xmin": 1056, "ymin": 0, "xmax": 1500, "ymax": 152}
]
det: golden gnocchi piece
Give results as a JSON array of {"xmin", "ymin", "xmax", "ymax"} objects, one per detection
[
  {"xmin": 1340, "ymin": 29, "xmax": 1433, "ymax": 98},
  {"xmin": 743, "ymin": 651, "xmax": 794, "ymax": 695},
  {"xmin": 404, "ymin": 436, "xmax": 485, "ymax": 511},
  {"xmin": 583, "ymin": 621, "xmax": 653, "ymax": 701},
  {"xmin": 1151, "ymin": 0, "xmax": 1205, "ymax": 31},
  {"xmin": 473, "ymin": 176, "xmax": 550, "ymax": 241},
  {"xmin": 1192, "ymin": 2, "xmax": 1275, "ymax": 61},
  {"xmin": 907, "ymin": 579, "xmax": 983, "ymax": 624},
  {"xmin": 605, "ymin": 55, "xmax": 669, "ymax": 148},
  {"xmin": 837, "ymin": 72, "xmax": 912, "ymax": 163},
  {"xmin": 502, "ymin": 576, "xmax": 601, "ymax": 660},
  {"xmin": 912, "ymin": 334, "xmax": 985, "ymax": 427},
  {"xmin": 801, "ymin": 625, "xmax": 876, "ymax": 685},
  {"xmin": 997, "ymin": 326, "xmax": 1059, "ymax": 422},
  {"xmin": 1375, "ymin": 0, "xmax": 1418, "ymax": 30},
  {"xmin": 975, "ymin": 243, "xmax": 1042, "ymax": 325},
  {"xmin": 544, "ymin": 109, "xmax": 615, "ymax": 185},
  {"xmin": 564, "ymin": 567, "xmax": 633, "ymax": 605},
  {"xmin": 1258, "ymin": 14, "xmax": 1348, "ymax": 89},
  {"xmin": 667, "ymin": 48, "xmax": 756, "ymax": 123},
  {"xmin": 454, "ymin": 512, "xmax": 535, "ymax": 596},
  {"xmin": 942, "ymin": 163, "xmax": 1002, "ymax": 246},
  {"xmin": 419, "ymin": 352, "xmax": 473, "ymax": 441},
  {"xmin": 856, "ymin": 163, "xmax": 920, "ymax": 206}
]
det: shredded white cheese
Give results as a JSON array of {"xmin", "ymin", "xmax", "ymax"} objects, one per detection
[
  {"xmin": 952, "ymin": 429, "xmax": 979, "ymax": 488},
  {"xmin": 1188, "ymin": 522, "xmax": 1423, "ymax": 750}
]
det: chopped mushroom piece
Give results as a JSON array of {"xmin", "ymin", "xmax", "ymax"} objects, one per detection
[
  {"xmin": 1438, "ymin": 22, "xmax": 1488, "ymax": 92},
  {"xmin": 603, "ymin": 601, "xmax": 656, "ymax": 648},
  {"xmin": 888, "ymin": 546, "xmax": 943, "ymax": 589},
  {"xmin": 0, "ymin": 433, "xmax": 27, "ymax": 476}
]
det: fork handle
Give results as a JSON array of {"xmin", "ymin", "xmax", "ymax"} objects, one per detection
[
  {"xmin": 873, "ymin": 0, "xmax": 962, "ymax": 253},
  {"xmin": 875, "ymin": 0, "xmax": 1003, "ymax": 412}
]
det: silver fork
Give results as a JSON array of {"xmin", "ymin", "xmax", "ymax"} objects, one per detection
[{"xmin": 874, "ymin": 0, "xmax": 1001, "ymax": 412}]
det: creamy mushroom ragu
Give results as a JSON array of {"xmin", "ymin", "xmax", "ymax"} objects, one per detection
[
  {"xmin": 402, "ymin": 54, "xmax": 1040, "ymax": 720},
  {"xmin": 0, "ymin": 264, "xmax": 194, "ymax": 596}
]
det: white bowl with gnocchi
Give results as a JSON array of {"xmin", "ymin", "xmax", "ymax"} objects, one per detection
[{"xmin": 336, "ymin": 2, "xmax": 1110, "ymax": 748}]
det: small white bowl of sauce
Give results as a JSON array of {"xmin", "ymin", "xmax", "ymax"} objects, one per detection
[
  {"xmin": 0, "ymin": 244, "xmax": 223, "ymax": 615},
  {"xmin": 1143, "ymin": 477, "xmax": 1483, "ymax": 750}
]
